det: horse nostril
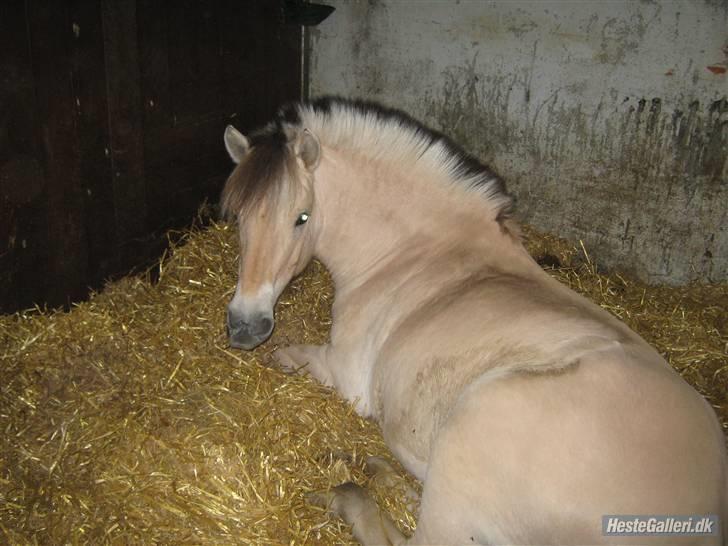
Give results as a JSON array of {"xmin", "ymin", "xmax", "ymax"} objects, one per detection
[
  {"xmin": 230, "ymin": 321, "xmax": 244, "ymax": 333},
  {"xmin": 227, "ymin": 311, "xmax": 245, "ymax": 332},
  {"xmin": 259, "ymin": 317, "xmax": 273, "ymax": 334}
]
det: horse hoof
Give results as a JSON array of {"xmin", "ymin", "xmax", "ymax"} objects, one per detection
[
  {"xmin": 363, "ymin": 455, "xmax": 394, "ymax": 478},
  {"xmin": 307, "ymin": 482, "xmax": 366, "ymax": 516}
]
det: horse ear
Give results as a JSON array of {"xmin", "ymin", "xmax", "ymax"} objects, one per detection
[
  {"xmin": 224, "ymin": 125, "xmax": 249, "ymax": 164},
  {"xmin": 295, "ymin": 129, "xmax": 321, "ymax": 171}
]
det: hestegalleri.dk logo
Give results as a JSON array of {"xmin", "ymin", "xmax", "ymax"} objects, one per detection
[{"xmin": 602, "ymin": 515, "xmax": 719, "ymax": 536}]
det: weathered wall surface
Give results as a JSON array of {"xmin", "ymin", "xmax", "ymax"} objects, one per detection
[{"xmin": 309, "ymin": 0, "xmax": 728, "ymax": 284}]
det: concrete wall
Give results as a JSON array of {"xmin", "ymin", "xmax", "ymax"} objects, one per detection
[{"xmin": 308, "ymin": 0, "xmax": 728, "ymax": 284}]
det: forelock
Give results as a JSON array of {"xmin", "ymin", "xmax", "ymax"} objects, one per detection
[{"xmin": 220, "ymin": 130, "xmax": 294, "ymax": 221}]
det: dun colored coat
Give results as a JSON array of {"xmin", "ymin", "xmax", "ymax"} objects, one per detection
[{"xmin": 221, "ymin": 98, "xmax": 727, "ymax": 545}]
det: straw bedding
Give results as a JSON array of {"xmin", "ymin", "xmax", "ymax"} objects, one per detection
[{"xmin": 1, "ymin": 217, "xmax": 726, "ymax": 544}]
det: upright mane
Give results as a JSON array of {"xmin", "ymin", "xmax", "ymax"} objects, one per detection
[{"xmin": 221, "ymin": 97, "xmax": 514, "ymax": 223}]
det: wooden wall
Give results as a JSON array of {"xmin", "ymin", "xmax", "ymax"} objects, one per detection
[{"xmin": 0, "ymin": 0, "xmax": 302, "ymax": 312}]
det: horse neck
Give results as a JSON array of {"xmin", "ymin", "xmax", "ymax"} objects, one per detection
[{"xmin": 312, "ymin": 147, "xmax": 531, "ymax": 290}]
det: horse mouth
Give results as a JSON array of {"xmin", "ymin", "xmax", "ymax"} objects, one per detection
[{"xmin": 229, "ymin": 331, "xmax": 270, "ymax": 350}]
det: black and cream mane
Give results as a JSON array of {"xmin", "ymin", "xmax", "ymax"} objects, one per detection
[{"xmin": 221, "ymin": 97, "xmax": 514, "ymax": 223}]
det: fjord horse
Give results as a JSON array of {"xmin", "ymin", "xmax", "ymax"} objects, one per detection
[{"xmin": 221, "ymin": 98, "xmax": 726, "ymax": 545}]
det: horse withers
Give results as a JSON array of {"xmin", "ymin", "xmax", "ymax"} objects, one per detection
[{"xmin": 220, "ymin": 98, "xmax": 727, "ymax": 545}]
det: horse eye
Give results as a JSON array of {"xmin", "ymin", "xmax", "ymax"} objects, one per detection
[{"xmin": 295, "ymin": 212, "xmax": 309, "ymax": 227}]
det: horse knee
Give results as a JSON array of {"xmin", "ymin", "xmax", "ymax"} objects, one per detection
[{"xmin": 365, "ymin": 456, "xmax": 419, "ymax": 513}]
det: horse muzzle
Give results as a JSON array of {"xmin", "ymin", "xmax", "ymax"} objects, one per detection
[{"xmin": 227, "ymin": 310, "xmax": 274, "ymax": 350}]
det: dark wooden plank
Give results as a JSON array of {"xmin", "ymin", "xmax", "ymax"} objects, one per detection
[
  {"xmin": 136, "ymin": 0, "xmax": 170, "ymax": 134},
  {"xmin": 69, "ymin": 0, "xmax": 118, "ymax": 287},
  {"xmin": 166, "ymin": 0, "xmax": 224, "ymax": 127},
  {"xmin": 0, "ymin": 0, "xmax": 48, "ymax": 312},
  {"xmin": 101, "ymin": 0, "xmax": 147, "ymax": 245},
  {"xmin": 26, "ymin": 0, "xmax": 88, "ymax": 309}
]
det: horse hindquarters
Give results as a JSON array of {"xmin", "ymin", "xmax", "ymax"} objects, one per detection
[{"xmin": 412, "ymin": 354, "xmax": 726, "ymax": 545}]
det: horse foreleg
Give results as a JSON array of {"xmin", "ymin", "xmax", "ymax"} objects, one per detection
[
  {"xmin": 311, "ymin": 482, "xmax": 407, "ymax": 546},
  {"xmin": 273, "ymin": 343, "xmax": 334, "ymax": 386}
]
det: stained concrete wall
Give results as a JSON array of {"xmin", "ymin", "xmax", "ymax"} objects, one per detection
[{"xmin": 308, "ymin": 0, "xmax": 728, "ymax": 284}]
